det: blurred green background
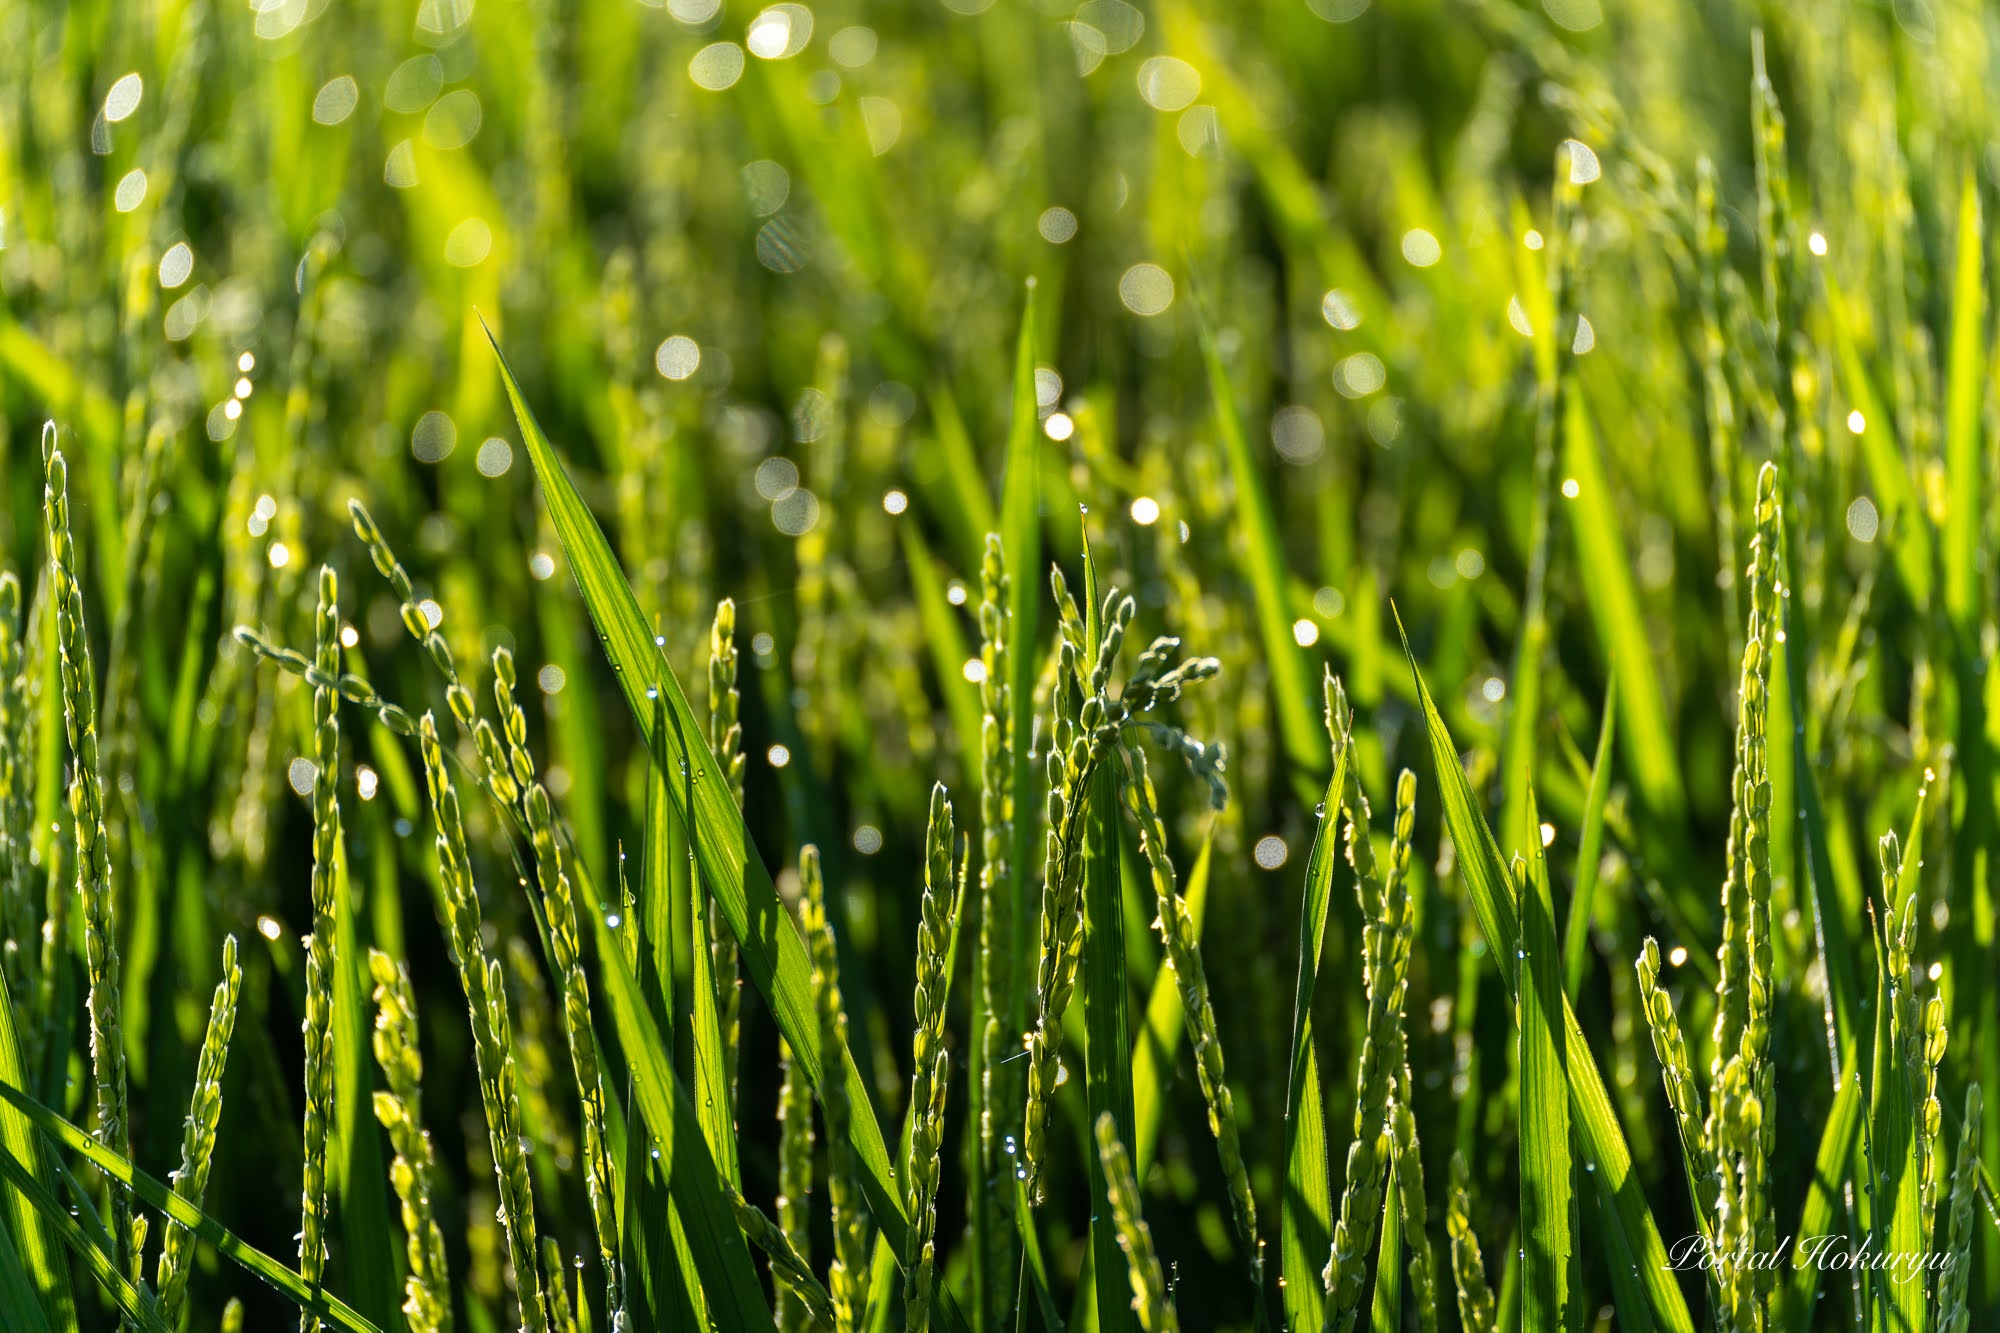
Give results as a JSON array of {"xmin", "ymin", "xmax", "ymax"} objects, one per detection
[{"xmin": 1, "ymin": 0, "xmax": 1996, "ymax": 1327}]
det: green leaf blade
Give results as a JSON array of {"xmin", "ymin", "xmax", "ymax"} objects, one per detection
[
  {"xmin": 1399, "ymin": 614, "xmax": 1684, "ymax": 1333},
  {"xmin": 492, "ymin": 334, "xmax": 972, "ymax": 1333},
  {"xmin": 0, "ymin": 1078, "xmax": 383, "ymax": 1333},
  {"xmin": 1281, "ymin": 753, "xmax": 1349, "ymax": 1333},
  {"xmin": 1082, "ymin": 763, "xmax": 1136, "ymax": 1333},
  {"xmin": 0, "ymin": 968, "xmax": 72, "ymax": 1329},
  {"xmin": 591, "ymin": 911, "xmax": 774, "ymax": 1333},
  {"xmin": 1519, "ymin": 787, "xmax": 1574, "ymax": 1333}
]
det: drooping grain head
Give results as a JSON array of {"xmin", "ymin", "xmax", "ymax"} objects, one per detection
[{"xmin": 1095, "ymin": 1111, "xmax": 1177, "ymax": 1333}]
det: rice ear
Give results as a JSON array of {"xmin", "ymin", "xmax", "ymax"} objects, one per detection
[
  {"xmin": 298, "ymin": 566, "xmax": 343, "ymax": 1333},
  {"xmin": 45, "ymin": 433, "xmax": 139, "ymax": 1298},
  {"xmin": 1096, "ymin": 1112, "xmax": 1177, "ymax": 1333},
  {"xmin": 1445, "ymin": 1154, "xmax": 1497, "ymax": 1333},
  {"xmin": 419, "ymin": 713, "xmax": 548, "ymax": 1332},
  {"xmin": 903, "ymin": 784, "xmax": 956, "ymax": 1331},
  {"xmin": 801, "ymin": 845, "xmax": 869, "ymax": 1330},
  {"xmin": 369, "ymin": 947, "xmax": 452, "ymax": 1333},
  {"xmin": 157, "ymin": 935, "xmax": 242, "ymax": 1329}
]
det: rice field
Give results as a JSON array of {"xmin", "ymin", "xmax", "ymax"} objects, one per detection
[{"xmin": 0, "ymin": 0, "xmax": 1996, "ymax": 1330}]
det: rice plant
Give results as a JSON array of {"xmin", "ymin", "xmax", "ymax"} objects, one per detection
[{"xmin": 0, "ymin": 1, "xmax": 1997, "ymax": 1331}]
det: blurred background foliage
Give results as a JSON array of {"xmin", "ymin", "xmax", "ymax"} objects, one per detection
[{"xmin": 1, "ymin": 0, "xmax": 1996, "ymax": 1326}]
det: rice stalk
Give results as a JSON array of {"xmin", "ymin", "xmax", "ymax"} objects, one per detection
[
  {"xmin": 229, "ymin": 627, "xmax": 419, "ymax": 738},
  {"xmin": 775, "ymin": 1029, "xmax": 816, "ymax": 1333},
  {"xmin": 1917, "ymin": 996, "xmax": 1947, "ymax": 1240},
  {"xmin": 801, "ymin": 844, "xmax": 869, "ymax": 1331},
  {"xmin": 349, "ymin": 499, "xmax": 478, "ymax": 732},
  {"xmin": 495, "ymin": 645, "xmax": 625, "ymax": 1331},
  {"xmin": 298, "ymin": 565, "xmax": 344, "ymax": 1333},
  {"xmin": 541, "ymin": 1240, "xmax": 576, "ymax": 1333},
  {"xmin": 1388, "ymin": 1098, "xmax": 1436, "ymax": 1333},
  {"xmin": 505, "ymin": 936, "xmax": 573, "ymax": 1170},
  {"xmin": 903, "ymin": 783, "xmax": 956, "ymax": 1332},
  {"xmin": 727, "ymin": 1184, "xmax": 837, "ymax": 1331},
  {"xmin": 1095, "ymin": 1110, "xmax": 1176, "ymax": 1333},
  {"xmin": 1936, "ymin": 1084, "xmax": 1982, "ymax": 1333},
  {"xmin": 490, "ymin": 648, "xmax": 538, "ymax": 796},
  {"xmin": 1711, "ymin": 464, "xmax": 1780, "ymax": 1098},
  {"xmin": 1735, "ymin": 466, "xmax": 1782, "ymax": 1309},
  {"xmin": 1325, "ymin": 679, "xmax": 1378, "ymax": 927},
  {"xmin": 1323, "ymin": 768, "xmax": 1418, "ymax": 1333},
  {"xmin": 1120, "ymin": 744, "xmax": 1256, "ymax": 1285},
  {"xmin": 43, "ymin": 429, "xmax": 142, "ymax": 1305},
  {"xmin": 156, "ymin": 933, "xmax": 241, "ymax": 1331},
  {"xmin": 1638, "ymin": 462, "xmax": 1781, "ymax": 1330},
  {"xmin": 974, "ymin": 531, "xmax": 1014, "ymax": 1321},
  {"xmin": 1634, "ymin": 939, "xmax": 1718, "ymax": 1222},
  {"xmin": 1712, "ymin": 1052, "xmax": 1764, "ymax": 1330},
  {"xmin": 1022, "ymin": 571, "xmax": 1122, "ymax": 1201},
  {"xmin": 1023, "ymin": 572, "xmax": 1224, "ymax": 1200},
  {"xmin": 1020, "ymin": 602, "xmax": 1099, "ymax": 1202},
  {"xmin": 706, "ymin": 599, "xmax": 744, "ymax": 1117},
  {"xmin": 1444, "ymin": 1154, "xmax": 1496, "ymax": 1333},
  {"xmin": 1386, "ymin": 871, "xmax": 1437, "ymax": 1333},
  {"xmin": 370, "ymin": 948, "xmax": 452, "ymax": 1333},
  {"xmin": 419, "ymin": 712, "xmax": 548, "ymax": 1333}
]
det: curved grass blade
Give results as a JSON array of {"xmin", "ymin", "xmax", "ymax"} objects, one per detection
[
  {"xmin": 1395, "ymin": 612, "xmax": 1687, "ymax": 1333},
  {"xmin": 1778, "ymin": 1070, "xmax": 1861, "ymax": 1333},
  {"xmin": 48, "ymin": 1138, "xmax": 117, "ymax": 1259},
  {"xmin": 0, "ymin": 1142, "xmax": 167, "ymax": 1333},
  {"xmin": 999, "ymin": 274, "xmax": 1043, "ymax": 1096},
  {"xmin": 1561, "ymin": 673, "xmax": 1616, "ymax": 1001},
  {"xmin": 1281, "ymin": 749, "xmax": 1350, "ymax": 1333},
  {"xmin": 1013, "ymin": 1171, "xmax": 1064, "ymax": 1333},
  {"xmin": 1372, "ymin": 1163, "xmax": 1402, "ymax": 1333},
  {"xmin": 0, "ymin": 1079, "xmax": 381, "ymax": 1333},
  {"xmin": 674, "ymin": 725, "xmax": 737, "ymax": 1188},
  {"xmin": 1082, "ymin": 762, "xmax": 1136, "ymax": 1333},
  {"xmin": 589, "ymin": 911, "xmax": 775, "ymax": 1333},
  {"xmin": 635, "ymin": 693, "xmax": 710, "ymax": 1332},
  {"xmin": 639, "ymin": 692, "xmax": 678, "ymax": 1047},
  {"xmin": 332, "ymin": 849, "xmax": 400, "ymax": 1328},
  {"xmin": 0, "ymin": 1201, "xmax": 53, "ymax": 1333},
  {"xmin": 1518, "ymin": 788, "xmax": 1573, "ymax": 1333},
  {"xmin": 0, "ymin": 967, "xmax": 72, "ymax": 1327},
  {"xmin": 490, "ymin": 328, "xmax": 971, "ymax": 1333}
]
